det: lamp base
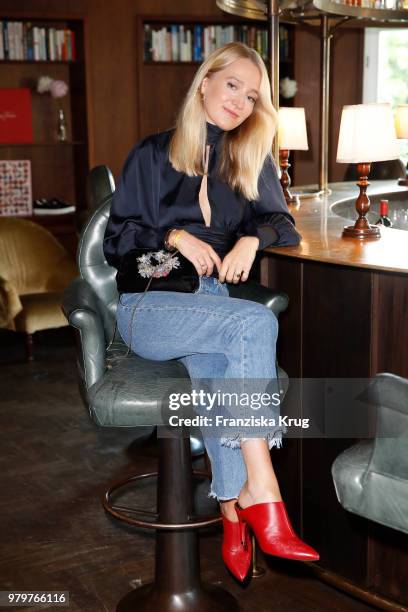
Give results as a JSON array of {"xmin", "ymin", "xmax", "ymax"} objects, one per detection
[
  {"xmin": 285, "ymin": 192, "xmax": 300, "ymax": 207},
  {"xmin": 279, "ymin": 149, "xmax": 300, "ymax": 207},
  {"xmin": 342, "ymin": 164, "xmax": 381, "ymax": 240},
  {"xmin": 291, "ymin": 187, "xmax": 328, "ymax": 199},
  {"xmin": 342, "ymin": 224, "xmax": 381, "ymax": 239}
]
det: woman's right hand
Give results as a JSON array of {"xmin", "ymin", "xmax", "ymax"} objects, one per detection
[{"xmin": 168, "ymin": 229, "xmax": 222, "ymax": 277}]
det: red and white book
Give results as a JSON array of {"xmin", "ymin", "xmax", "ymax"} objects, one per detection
[{"xmin": 0, "ymin": 88, "xmax": 33, "ymax": 143}]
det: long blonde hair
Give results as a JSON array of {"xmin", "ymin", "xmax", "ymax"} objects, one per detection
[{"xmin": 168, "ymin": 42, "xmax": 278, "ymax": 201}]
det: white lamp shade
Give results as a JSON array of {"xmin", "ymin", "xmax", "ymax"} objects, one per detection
[
  {"xmin": 336, "ymin": 103, "xmax": 400, "ymax": 164},
  {"xmin": 395, "ymin": 104, "xmax": 408, "ymax": 139},
  {"xmin": 278, "ymin": 107, "xmax": 308, "ymax": 151}
]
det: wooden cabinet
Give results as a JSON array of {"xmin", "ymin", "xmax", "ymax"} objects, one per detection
[
  {"xmin": 263, "ymin": 252, "xmax": 408, "ymax": 608},
  {"xmin": 0, "ymin": 12, "xmax": 89, "ymax": 254}
]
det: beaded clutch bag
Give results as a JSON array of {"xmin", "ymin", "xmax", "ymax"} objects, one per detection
[{"xmin": 116, "ymin": 248, "xmax": 200, "ymax": 294}]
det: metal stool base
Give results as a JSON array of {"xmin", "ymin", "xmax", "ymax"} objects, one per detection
[{"xmin": 117, "ymin": 582, "xmax": 239, "ymax": 612}]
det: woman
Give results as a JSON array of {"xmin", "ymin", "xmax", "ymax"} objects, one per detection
[{"xmin": 104, "ymin": 41, "xmax": 319, "ymax": 582}]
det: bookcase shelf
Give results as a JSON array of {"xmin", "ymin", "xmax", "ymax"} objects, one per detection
[
  {"xmin": 0, "ymin": 16, "xmax": 78, "ymax": 62},
  {"xmin": 143, "ymin": 58, "xmax": 294, "ymax": 65},
  {"xmin": 144, "ymin": 60, "xmax": 203, "ymax": 65},
  {"xmin": 0, "ymin": 11, "xmax": 89, "ymax": 249},
  {"xmin": 0, "ymin": 60, "xmax": 78, "ymax": 64},
  {"xmin": 143, "ymin": 21, "xmax": 269, "ymax": 62},
  {"xmin": 0, "ymin": 141, "xmax": 86, "ymax": 147}
]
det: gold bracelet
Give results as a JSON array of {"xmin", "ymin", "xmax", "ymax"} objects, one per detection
[{"xmin": 172, "ymin": 230, "xmax": 184, "ymax": 248}]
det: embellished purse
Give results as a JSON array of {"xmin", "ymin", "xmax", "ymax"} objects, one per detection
[
  {"xmin": 107, "ymin": 247, "xmax": 200, "ymax": 358},
  {"xmin": 115, "ymin": 247, "xmax": 200, "ymax": 294}
]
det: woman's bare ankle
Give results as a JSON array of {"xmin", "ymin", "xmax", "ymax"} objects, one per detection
[
  {"xmin": 220, "ymin": 498, "xmax": 239, "ymax": 522},
  {"xmin": 238, "ymin": 481, "xmax": 282, "ymax": 509}
]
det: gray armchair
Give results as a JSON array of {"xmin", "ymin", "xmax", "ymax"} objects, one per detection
[
  {"xmin": 63, "ymin": 165, "xmax": 290, "ymax": 612},
  {"xmin": 332, "ymin": 373, "xmax": 408, "ymax": 535}
]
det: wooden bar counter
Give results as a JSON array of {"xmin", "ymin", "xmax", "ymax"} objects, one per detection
[
  {"xmin": 267, "ymin": 180, "xmax": 408, "ymax": 273},
  {"xmin": 261, "ymin": 180, "xmax": 408, "ymax": 610}
]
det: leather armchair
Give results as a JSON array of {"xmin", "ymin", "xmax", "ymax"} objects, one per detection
[
  {"xmin": 63, "ymin": 165, "xmax": 290, "ymax": 611},
  {"xmin": 0, "ymin": 217, "xmax": 76, "ymax": 360},
  {"xmin": 332, "ymin": 372, "xmax": 408, "ymax": 535}
]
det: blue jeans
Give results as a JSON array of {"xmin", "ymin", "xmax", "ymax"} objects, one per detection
[{"xmin": 116, "ymin": 275, "xmax": 284, "ymax": 501}]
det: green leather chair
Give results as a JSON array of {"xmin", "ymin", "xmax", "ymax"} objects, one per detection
[
  {"xmin": 332, "ymin": 372, "xmax": 408, "ymax": 535},
  {"xmin": 63, "ymin": 165, "xmax": 290, "ymax": 612}
]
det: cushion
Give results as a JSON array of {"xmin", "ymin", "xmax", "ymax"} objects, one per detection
[
  {"xmin": 15, "ymin": 292, "xmax": 68, "ymax": 334},
  {"xmin": 87, "ymin": 352, "xmax": 191, "ymax": 427}
]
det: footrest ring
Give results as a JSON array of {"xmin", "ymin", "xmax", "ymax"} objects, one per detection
[{"xmin": 102, "ymin": 470, "xmax": 222, "ymax": 530}]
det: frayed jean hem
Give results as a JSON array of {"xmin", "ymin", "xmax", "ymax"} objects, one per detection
[
  {"xmin": 207, "ymin": 489, "xmax": 240, "ymax": 502},
  {"xmin": 219, "ymin": 429, "xmax": 285, "ymax": 451}
]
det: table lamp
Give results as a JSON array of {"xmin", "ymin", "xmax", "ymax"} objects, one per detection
[
  {"xmin": 336, "ymin": 103, "xmax": 400, "ymax": 239},
  {"xmin": 278, "ymin": 107, "xmax": 308, "ymax": 206},
  {"xmin": 395, "ymin": 104, "xmax": 408, "ymax": 187}
]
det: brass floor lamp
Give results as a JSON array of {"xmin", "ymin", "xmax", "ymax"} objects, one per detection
[{"xmin": 217, "ymin": 0, "xmax": 333, "ymax": 193}]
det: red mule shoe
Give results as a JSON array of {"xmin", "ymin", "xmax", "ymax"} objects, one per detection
[
  {"xmin": 221, "ymin": 515, "xmax": 252, "ymax": 582},
  {"xmin": 235, "ymin": 501, "xmax": 319, "ymax": 562}
]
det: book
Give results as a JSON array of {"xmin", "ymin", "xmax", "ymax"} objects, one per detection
[
  {"xmin": 0, "ymin": 88, "xmax": 33, "ymax": 143},
  {"xmin": 33, "ymin": 26, "xmax": 40, "ymax": 60},
  {"xmin": 171, "ymin": 25, "xmax": 179, "ymax": 61},
  {"xmin": 8, "ymin": 21, "xmax": 15, "ymax": 59},
  {"xmin": 0, "ymin": 22, "xmax": 4, "ymax": 59},
  {"xmin": 3, "ymin": 21, "xmax": 9, "ymax": 59},
  {"xmin": 0, "ymin": 160, "xmax": 32, "ymax": 217}
]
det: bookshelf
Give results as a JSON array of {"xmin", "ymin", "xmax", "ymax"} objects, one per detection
[
  {"xmin": 143, "ymin": 23, "xmax": 270, "ymax": 62},
  {"xmin": 0, "ymin": 13, "xmax": 89, "ymax": 255},
  {"xmin": 136, "ymin": 15, "xmax": 295, "ymax": 139}
]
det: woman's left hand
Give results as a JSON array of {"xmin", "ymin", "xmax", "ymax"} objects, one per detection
[{"xmin": 218, "ymin": 236, "xmax": 260, "ymax": 284}]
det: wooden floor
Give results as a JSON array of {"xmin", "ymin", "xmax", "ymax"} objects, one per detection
[{"xmin": 0, "ymin": 329, "xmax": 378, "ymax": 612}]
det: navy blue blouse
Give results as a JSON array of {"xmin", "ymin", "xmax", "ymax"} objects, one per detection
[{"xmin": 103, "ymin": 121, "xmax": 301, "ymax": 272}]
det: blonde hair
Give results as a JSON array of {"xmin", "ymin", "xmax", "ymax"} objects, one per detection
[{"xmin": 168, "ymin": 42, "xmax": 278, "ymax": 201}]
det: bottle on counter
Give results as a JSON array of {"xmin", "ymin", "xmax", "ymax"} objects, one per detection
[{"xmin": 375, "ymin": 199, "xmax": 393, "ymax": 227}]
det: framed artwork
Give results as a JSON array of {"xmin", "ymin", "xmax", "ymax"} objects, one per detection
[
  {"xmin": 0, "ymin": 88, "xmax": 33, "ymax": 143},
  {"xmin": 0, "ymin": 160, "xmax": 32, "ymax": 216}
]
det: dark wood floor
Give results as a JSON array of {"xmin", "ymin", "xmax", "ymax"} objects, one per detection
[{"xmin": 0, "ymin": 329, "xmax": 378, "ymax": 612}]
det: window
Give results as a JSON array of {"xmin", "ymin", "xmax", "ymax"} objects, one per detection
[{"xmin": 363, "ymin": 28, "xmax": 408, "ymax": 161}]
